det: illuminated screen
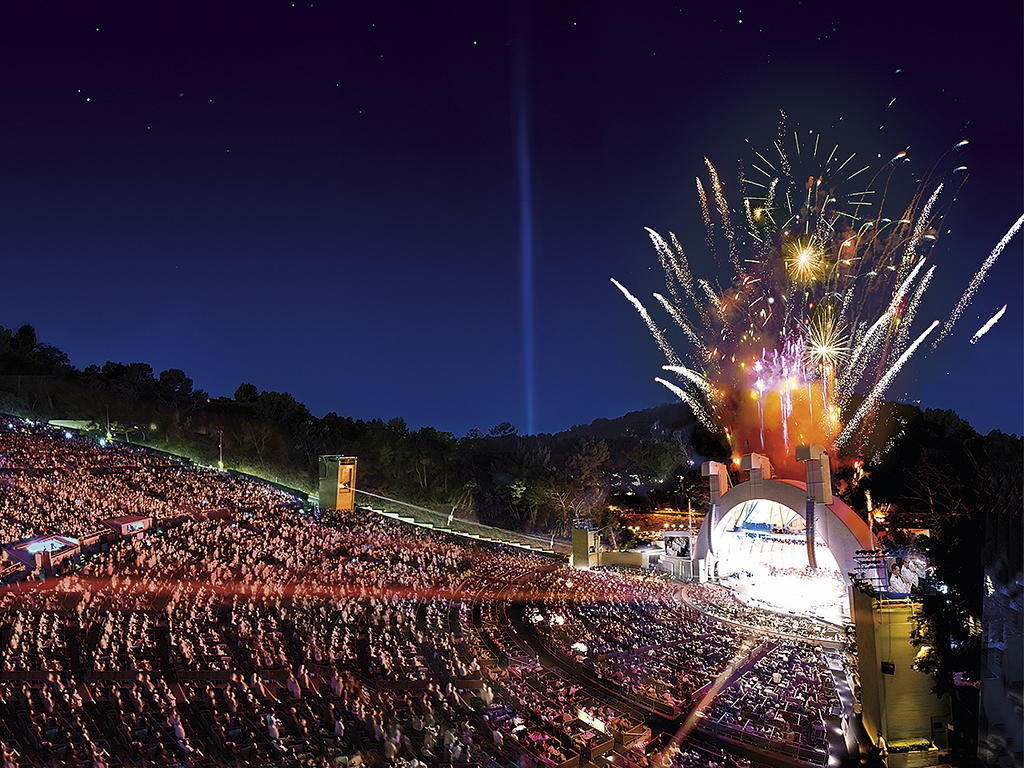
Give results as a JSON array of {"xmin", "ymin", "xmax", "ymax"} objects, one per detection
[
  {"xmin": 125, "ymin": 520, "xmax": 146, "ymax": 533},
  {"xmin": 664, "ymin": 533, "xmax": 691, "ymax": 559},
  {"xmin": 24, "ymin": 537, "xmax": 78, "ymax": 555},
  {"xmin": 886, "ymin": 556, "xmax": 924, "ymax": 595}
]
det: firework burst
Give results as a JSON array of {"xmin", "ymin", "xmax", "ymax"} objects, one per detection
[
  {"xmin": 614, "ymin": 115, "xmax": 1020, "ymax": 470},
  {"xmin": 805, "ymin": 306, "xmax": 850, "ymax": 372},
  {"xmin": 783, "ymin": 237, "xmax": 827, "ymax": 284}
]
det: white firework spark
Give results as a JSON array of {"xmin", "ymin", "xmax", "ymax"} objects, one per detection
[
  {"xmin": 668, "ymin": 231, "xmax": 698, "ymax": 301},
  {"xmin": 698, "ymin": 279, "xmax": 722, "ymax": 311},
  {"xmin": 662, "ymin": 364, "xmax": 717, "ymax": 397},
  {"xmin": 653, "ymin": 293, "xmax": 706, "ymax": 354},
  {"xmin": 892, "ymin": 265, "xmax": 937, "ymax": 356},
  {"xmin": 935, "ymin": 213, "xmax": 1024, "ymax": 345},
  {"xmin": 611, "ymin": 278, "xmax": 680, "ymax": 366},
  {"xmin": 696, "ymin": 177, "xmax": 714, "ymax": 253},
  {"xmin": 969, "ymin": 304, "xmax": 1007, "ymax": 344},
  {"xmin": 705, "ymin": 158, "xmax": 740, "ymax": 273},
  {"xmin": 836, "ymin": 320, "xmax": 940, "ymax": 449},
  {"xmin": 905, "ymin": 183, "xmax": 942, "ymax": 262},
  {"xmin": 654, "ymin": 377, "xmax": 717, "ymax": 431},
  {"xmin": 843, "ymin": 257, "xmax": 929, "ymax": 396},
  {"xmin": 646, "ymin": 227, "xmax": 685, "ymax": 307}
]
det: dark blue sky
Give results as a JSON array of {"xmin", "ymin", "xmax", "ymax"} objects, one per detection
[{"xmin": 1, "ymin": 1, "xmax": 1020, "ymax": 437}]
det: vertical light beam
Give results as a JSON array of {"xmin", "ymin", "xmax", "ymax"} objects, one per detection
[{"xmin": 515, "ymin": 42, "xmax": 536, "ymax": 434}]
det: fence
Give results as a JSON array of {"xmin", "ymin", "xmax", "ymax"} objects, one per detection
[{"xmin": 355, "ymin": 489, "xmax": 569, "ymax": 557}]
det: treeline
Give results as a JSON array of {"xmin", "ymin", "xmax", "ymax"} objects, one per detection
[{"xmin": 0, "ymin": 324, "xmax": 723, "ymax": 537}]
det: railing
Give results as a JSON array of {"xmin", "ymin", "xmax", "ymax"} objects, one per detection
[
  {"xmin": 696, "ymin": 718, "xmax": 830, "ymax": 767},
  {"xmin": 355, "ymin": 489, "xmax": 569, "ymax": 557}
]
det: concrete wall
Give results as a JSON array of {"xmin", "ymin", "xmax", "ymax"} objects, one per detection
[
  {"xmin": 854, "ymin": 588, "xmax": 950, "ymax": 747},
  {"xmin": 853, "ymin": 586, "xmax": 883, "ymax": 744},
  {"xmin": 599, "ymin": 550, "xmax": 651, "ymax": 569}
]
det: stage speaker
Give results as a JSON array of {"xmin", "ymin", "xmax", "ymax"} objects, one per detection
[
  {"xmin": 318, "ymin": 456, "xmax": 357, "ymax": 511},
  {"xmin": 796, "ymin": 444, "xmax": 833, "ymax": 504},
  {"xmin": 571, "ymin": 528, "xmax": 600, "ymax": 570}
]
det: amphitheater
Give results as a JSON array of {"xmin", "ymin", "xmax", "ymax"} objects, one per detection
[{"xmin": 0, "ymin": 417, "xmax": 859, "ymax": 768}]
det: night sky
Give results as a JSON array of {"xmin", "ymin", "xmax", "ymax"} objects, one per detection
[{"xmin": 1, "ymin": 1, "xmax": 1020, "ymax": 437}]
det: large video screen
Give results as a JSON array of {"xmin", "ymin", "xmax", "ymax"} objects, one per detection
[
  {"xmin": 664, "ymin": 533, "xmax": 692, "ymax": 559},
  {"xmin": 23, "ymin": 536, "xmax": 79, "ymax": 555},
  {"xmin": 886, "ymin": 555, "xmax": 926, "ymax": 595}
]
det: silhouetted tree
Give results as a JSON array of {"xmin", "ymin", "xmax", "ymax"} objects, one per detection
[
  {"xmin": 488, "ymin": 422, "xmax": 517, "ymax": 438},
  {"xmin": 234, "ymin": 382, "xmax": 259, "ymax": 403}
]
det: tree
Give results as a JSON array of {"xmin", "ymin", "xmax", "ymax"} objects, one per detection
[
  {"xmin": 544, "ymin": 439, "xmax": 611, "ymax": 532},
  {"xmin": 10, "ymin": 325, "xmax": 38, "ymax": 356},
  {"xmin": 481, "ymin": 438, "xmax": 550, "ymax": 528},
  {"xmin": 488, "ymin": 422, "xmax": 517, "ymax": 438},
  {"xmin": 154, "ymin": 369, "xmax": 206, "ymax": 432},
  {"xmin": 449, "ymin": 480, "xmax": 478, "ymax": 518},
  {"xmin": 238, "ymin": 420, "xmax": 283, "ymax": 469},
  {"xmin": 409, "ymin": 427, "xmax": 455, "ymax": 497},
  {"xmin": 235, "ymin": 383, "xmax": 259, "ymax": 403},
  {"xmin": 0, "ymin": 324, "xmax": 71, "ymax": 375}
]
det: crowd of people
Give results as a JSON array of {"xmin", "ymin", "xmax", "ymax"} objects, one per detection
[
  {"xmin": 521, "ymin": 569, "xmax": 847, "ymax": 766},
  {"xmin": 679, "ymin": 583, "xmax": 846, "ymax": 643},
  {"xmin": 0, "ymin": 419, "xmax": 286, "ymax": 543},
  {"xmin": 700, "ymin": 640, "xmax": 842, "ymax": 764},
  {"xmin": 0, "ymin": 418, "xmax": 847, "ymax": 767},
  {"xmin": 524, "ymin": 568, "xmax": 740, "ymax": 716}
]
